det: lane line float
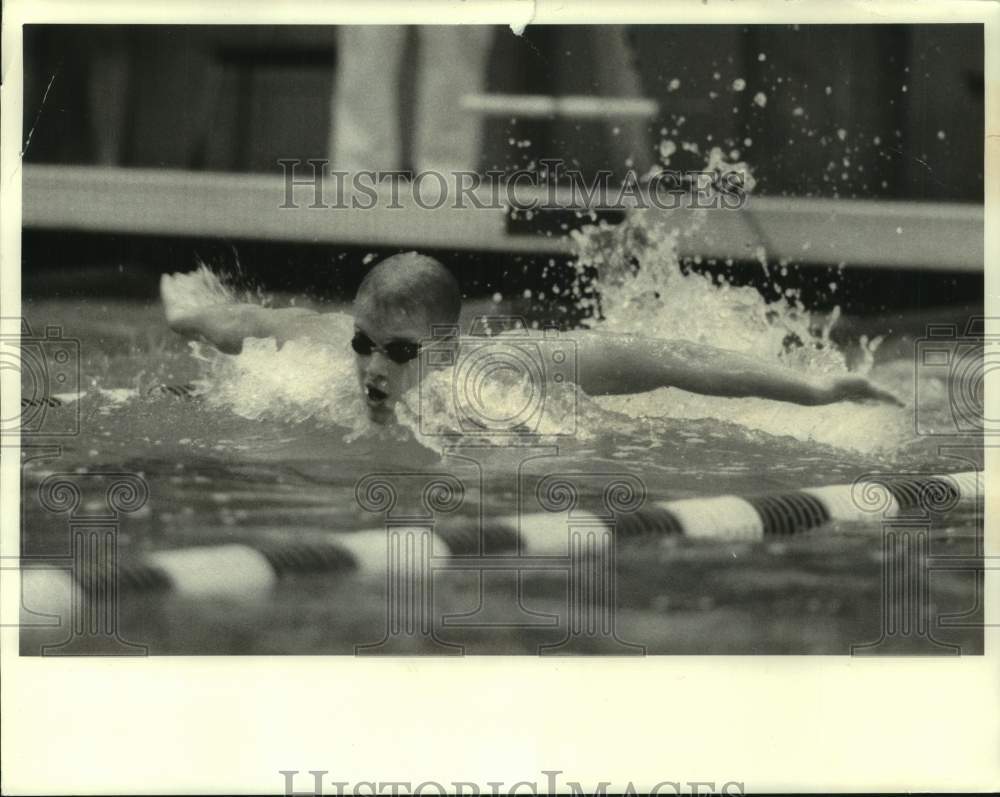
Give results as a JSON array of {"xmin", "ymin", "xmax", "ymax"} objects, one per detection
[{"xmin": 20, "ymin": 471, "xmax": 981, "ymax": 601}]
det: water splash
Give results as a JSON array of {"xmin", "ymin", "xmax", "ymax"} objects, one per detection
[
  {"xmin": 572, "ymin": 210, "xmax": 855, "ymax": 369},
  {"xmin": 561, "ymin": 151, "xmax": 903, "ymax": 452},
  {"xmin": 192, "ymin": 323, "xmax": 379, "ymax": 440},
  {"xmin": 171, "ymin": 149, "xmax": 911, "ymax": 457}
]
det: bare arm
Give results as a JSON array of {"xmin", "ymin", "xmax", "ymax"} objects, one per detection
[
  {"xmin": 164, "ymin": 303, "xmax": 334, "ymax": 354},
  {"xmin": 571, "ymin": 331, "xmax": 902, "ymax": 406}
]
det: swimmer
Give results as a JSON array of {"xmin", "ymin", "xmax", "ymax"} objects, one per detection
[{"xmin": 161, "ymin": 251, "xmax": 903, "ymax": 424}]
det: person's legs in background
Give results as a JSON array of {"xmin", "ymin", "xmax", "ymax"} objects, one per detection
[
  {"xmin": 412, "ymin": 26, "xmax": 495, "ymax": 173},
  {"xmin": 587, "ymin": 25, "xmax": 654, "ymax": 176},
  {"xmin": 88, "ymin": 28, "xmax": 131, "ymax": 165},
  {"xmin": 329, "ymin": 26, "xmax": 407, "ymax": 171}
]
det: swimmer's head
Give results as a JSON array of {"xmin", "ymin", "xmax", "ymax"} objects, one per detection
[{"xmin": 351, "ymin": 252, "xmax": 461, "ymax": 423}]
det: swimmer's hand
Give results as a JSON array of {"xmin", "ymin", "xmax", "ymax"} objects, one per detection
[
  {"xmin": 161, "ymin": 271, "xmax": 267, "ymax": 353},
  {"xmin": 824, "ymin": 375, "xmax": 904, "ymax": 407},
  {"xmin": 160, "ymin": 268, "xmax": 234, "ymax": 327},
  {"xmin": 571, "ymin": 332, "xmax": 907, "ymax": 407}
]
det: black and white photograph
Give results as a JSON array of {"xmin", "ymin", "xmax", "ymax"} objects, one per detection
[{"xmin": 2, "ymin": 1, "xmax": 997, "ymax": 794}]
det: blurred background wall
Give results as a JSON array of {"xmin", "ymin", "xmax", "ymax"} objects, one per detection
[
  {"xmin": 23, "ymin": 24, "xmax": 984, "ymax": 201},
  {"xmin": 20, "ymin": 24, "xmax": 984, "ymax": 318}
]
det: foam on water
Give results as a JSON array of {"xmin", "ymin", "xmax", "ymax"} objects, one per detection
[
  {"xmin": 172, "ymin": 147, "xmax": 913, "ymax": 458},
  {"xmin": 191, "ymin": 321, "xmax": 372, "ymax": 439},
  {"xmin": 563, "ymin": 188, "xmax": 907, "ymax": 454}
]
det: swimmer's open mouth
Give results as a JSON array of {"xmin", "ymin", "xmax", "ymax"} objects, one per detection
[{"xmin": 365, "ymin": 385, "xmax": 389, "ymax": 404}]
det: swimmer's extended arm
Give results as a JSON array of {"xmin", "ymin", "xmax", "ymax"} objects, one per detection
[
  {"xmin": 164, "ymin": 301, "xmax": 330, "ymax": 354},
  {"xmin": 572, "ymin": 332, "xmax": 902, "ymax": 406},
  {"xmin": 160, "ymin": 272, "xmax": 334, "ymax": 354}
]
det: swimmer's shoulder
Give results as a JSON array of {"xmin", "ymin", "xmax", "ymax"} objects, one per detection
[
  {"xmin": 469, "ymin": 325, "xmax": 561, "ymax": 340},
  {"xmin": 454, "ymin": 328, "xmax": 547, "ymax": 347}
]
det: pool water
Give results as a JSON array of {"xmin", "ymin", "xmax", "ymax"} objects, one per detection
[
  {"xmin": 13, "ymin": 194, "xmax": 985, "ymax": 655},
  {"xmin": 17, "ymin": 273, "xmax": 984, "ymax": 654}
]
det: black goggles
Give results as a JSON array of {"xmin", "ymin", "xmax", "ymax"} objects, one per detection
[{"xmin": 351, "ymin": 331, "xmax": 421, "ymax": 365}]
